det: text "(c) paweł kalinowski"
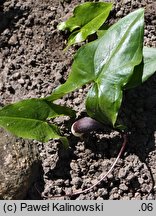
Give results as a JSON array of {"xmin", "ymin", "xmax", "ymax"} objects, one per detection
[{"xmin": 20, "ymin": 203, "xmax": 104, "ymax": 212}]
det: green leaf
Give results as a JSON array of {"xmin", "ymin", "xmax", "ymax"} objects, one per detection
[
  {"xmin": 142, "ymin": 46, "xmax": 156, "ymax": 81},
  {"xmin": 58, "ymin": 2, "xmax": 112, "ymax": 47},
  {"xmin": 49, "ymin": 9, "xmax": 144, "ymax": 126},
  {"xmin": 46, "ymin": 38, "xmax": 99, "ymax": 101},
  {"xmin": 97, "ymin": 29, "xmax": 107, "ymax": 38},
  {"xmin": 124, "ymin": 46, "xmax": 156, "ymax": 89},
  {"xmin": 86, "ymin": 10, "xmax": 144, "ymax": 125},
  {"xmin": 0, "ymin": 98, "xmax": 75, "ymax": 146}
]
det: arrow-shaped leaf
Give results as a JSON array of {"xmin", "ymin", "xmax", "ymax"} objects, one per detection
[
  {"xmin": 142, "ymin": 46, "xmax": 156, "ymax": 81},
  {"xmin": 0, "ymin": 99, "xmax": 75, "ymax": 147},
  {"xmin": 49, "ymin": 9, "xmax": 144, "ymax": 126},
  {"xmin": 58, "ymin": 2, "xmax": 112, "ymax": 47},
  {"xmin": 86, "ymin": 9, "xmax": 144, "ymax": 125},
  {"xmin": 142, "ymin": 47, "xmax": 156, "ymax": 82},
  {"xmin": 124, "ymin": 46, "xmax": 156, "ymax": 89}
]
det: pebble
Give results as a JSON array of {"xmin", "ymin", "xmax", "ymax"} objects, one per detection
[
  {"xmin": 64, "ymin": 179, "xmax": 70, "ymax": 186},
  {"xmin": 97, "ymin": 188, "xmax": 108, "ymax": 196},
  {"xmin": 118, "ymin": 168, "xmax": 127, "ymax": 178},
  {"xmin": 18, "ymin": 78, "xmax": 25, "ymax": 84},
  {"xmin": 8, "ymin": 34, "xmax": 18, "ymax": 45},
  {"xmin": 3, "ymin": 28, "xmax": 11, "ymax": 36},
  {"xmin": 133, "ymin": 192, "xmax": 141, "ymax": 200},
  {"xmin": 116, "ymin": 10, "xmax": 123, "ymax": 17},
  {"xmin": 71, "ymin": 177, "xmax": 82, "ymax": 188},
  {"xmin": 70, "ymin": 161, "xmax": 79, "ymax": 171},
  {"xmin": 119, "ymin": 183, "xmax": 128, "ymax": 191},
  {"xmin": 138, "ymin": 177, "xmax": 144, "ymax": 184},
  {"xmin": 96, "ymin": 197, "xmax": 104, "ymax": 200},
  {"xmin": 141, "ymin": 184, "xmax": 152, "ymax": 193},
  {"xmin": 13, "ymin": 72, "xmax": 20, "ymax": 79},
  {"xmin": 25, "ymin": 28, "xmax": 33, "ymax": 37}
]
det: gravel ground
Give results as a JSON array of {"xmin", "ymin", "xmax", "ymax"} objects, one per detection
[{"xmin": 0, "ymin": 0, "xmax": 156, "ymax": 200}]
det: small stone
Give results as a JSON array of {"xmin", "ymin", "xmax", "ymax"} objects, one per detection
[
  {"xmin": 141, "ymin": 184, "xmax": 152, "ymax": 193},
  {"xmin": 151, "ymin": 35, "xmax": 156, "ymax": 41},
  {"xmin": 8, "ymin": 34, "xmax": 18, "ymax": 45},
  {"xmin": 147, "ymin": 194, "xmax": 155, "ymax": 200},
  {"xmin": 90, "ymin": 164, "xmax": 95, "ymax": 170},
  {"xmin": 127, "ymin": 173, "xmax": 135, "ymax": 181},
  {"xmin": 71, "ymin": 177, "xmax": 82, "ymax": 189},
  {"xmin": 113, "ymin": 193, "xmax": 120, "ymax": 199},
  {"xmin": 133, "ymin": 192, "xmax": 141, "ymax": 200},
  {"xmin": 138, "ymin": 177, "xmax": 144, "ymax": 184},
  {"xmin": 18, "ymin": 78, "xmax": 25, "ymax": 84},
  {"xmin": 107, "ymin": 173, "xmax": 114, "ymax": 179},
  {"xmin": 64, "ymin": 179, "xmax": 70, "ymax": 186},
  {"xmin": 13, "ymin": 72, "xmax": 20, "ymax": 79},
  {"xmin": 70, "ymin": 161, "xmax": 79, "ymax": 171},
  {"xmin": 96, "ymin": 196, "xmax": 104, "ymax": 200},
  {"xmin": 116, "ymin": 10, "xmax": 123, "ymax": 17},
  {"xmin": 25, "ymin": 28, "xmax": 33, "ymax": 37},
  {"xmin": 144, "ymin": 29, "xmax": 148, "ymax": 36},
  {"xmin": 119, "ymin": 183, "xmax": 128, "ymax": 191},
  {"xmin": 3, "ymin": 29, "xmax": 11, "ymax": 36},
  {"xmin": 118, "ymin": 168, "xmax": 127, "ymax": 178},
  {"xmin": 98, "ymin": 188, "xmax": 108, "ymax": 196},
  {"xmin": 128, "ymin": 192, "xmax": 133, "ymax": 198},
  {"xmin": 18, "ymin": 47, "xmax": 24, "ymax": 55}
]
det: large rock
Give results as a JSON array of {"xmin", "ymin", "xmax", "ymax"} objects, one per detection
[{"xmin": 0, "ymin": 128, "xmax": 41, "ymax": 199}]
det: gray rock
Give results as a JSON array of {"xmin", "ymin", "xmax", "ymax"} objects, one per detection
[
  {"xmin": 13, "ymin": 72, "xmax": 21, "ymax": 80},
  {"xmin": 119, "ymin": 183, "xmax": 128, "ymax": 191},
  {"xmin": 71, "ymin": 177, "xmax": 82, "ymax": 189},
  {"xmin": 25, "ymin": 28, "xmax": 33, "ymax": 37},
  {"xmin": 2, "ymin": 29, "xmax": 11, "ymax": 37},
  {"xmin": 8, "ymin": 34, "xmax": 18, "ymax": 46},
  {"xmin": 116, "ymin": 10, "xmax": 124, "ymax": 17},
  {"xmin": 18, "ymin": 78, "xmax": 25, "ymax": 84},
  {"xmin": 97, "ymin": 188, "xmax": 108, "ymax": 197},
  {"xmin": 0, "ymin": 128, "xmax": 41, "ymax": 199}
]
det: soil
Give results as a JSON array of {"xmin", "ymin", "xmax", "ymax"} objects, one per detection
[{"xmin": 0, "ymin": 0, "xmax": 156, "ymax": 200}]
